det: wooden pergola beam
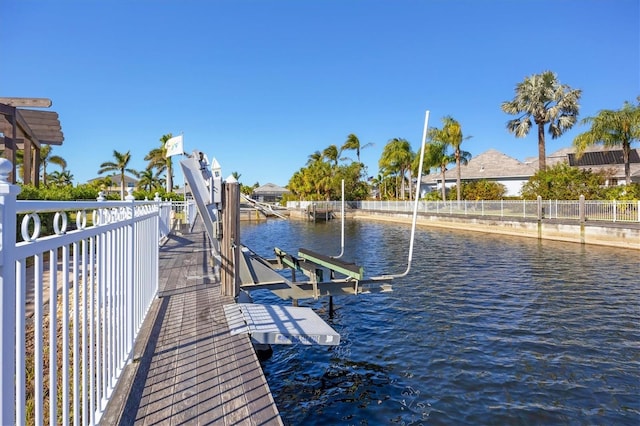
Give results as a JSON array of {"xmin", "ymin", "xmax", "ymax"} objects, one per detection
[
  {"xmin": 0, "ymin": 98, "xmax": 63, "ymax": 186},
  {"xmin": 0, "ymin": 97, "xmax": 52, "ymax": 108}
]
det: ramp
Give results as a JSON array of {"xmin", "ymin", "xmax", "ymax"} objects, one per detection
[
  {"xmin": 224, "ymin": 303, "xmax": 340, "ymax": 345},
  {"xmin": 179, "ymin": 154, "xmax": 220, "ymax": 256}
]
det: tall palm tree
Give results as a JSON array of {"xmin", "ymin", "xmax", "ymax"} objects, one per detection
[
  {"xmin": 379, "ymin": 138, "xmax": 414, "ymax": 200},
  {"xmin": 137, "ymin": 169, "xmax": 164, "ymax": 192},
  {"xmin": 307, "ymin": 150, "xmax": 323, "ymax": 165},
  {"xmin": 573, "ymin": 100, "xmax": 640, "ymax": 185},
  {"xmin": 440, "ymin": 116, "xmax": 472, "ymax": 201},
  {"xmin": 16, "ymin": 145, "xmax": 67, "ymax": 185},
  {"xmin": 322, "ymin": 144, "xmax": 340, "ymax": 167},
  {"xmin": 145, "ymin": 133, "xmax": 175, "ymax": 193},
  {"xmin": 98, "ymin": 150, "xmax": 137, "ymax": 200},
  {"xmin": 425, "ymin": 140, "xmax": 455, "ymax": 201},
  {"xmin": 341, "ymin": 133, "xmax": 373, "ymax": 164},
  {"xmin": 501, "ymin": 71, "xmax": 582, "ymax": 171},
  {"xmin": 40, "ymin": 145, "xmax": 67, "ymax": 186}
]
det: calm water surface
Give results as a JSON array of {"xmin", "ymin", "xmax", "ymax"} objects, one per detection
[{"xmin": 240, "ymin": 219, "xmax": 640, "ymax": 425}]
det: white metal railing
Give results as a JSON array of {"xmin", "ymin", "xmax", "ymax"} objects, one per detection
[
  {"xmin": 0, "ymin": 160, "xmax": 173, "ymax": 425},
  {"xmin": 288, "ymin": 198, "xmax": 640, "ymax": 223}
]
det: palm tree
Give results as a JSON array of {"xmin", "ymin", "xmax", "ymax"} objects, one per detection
[
  {"xmin": 98, "ymin": 150, "xmax": 138, "ymax": 200},
  {"xmin": 501, "ymin": 71, "xmax": 582, "ymax": 171},
  {"xmin": 40, "ymin": 145, "xmax": 67, "ymax": 186},
  {"xmin": 341, "ymin": 133, "xmax": 373, "ymax": 164},
  {"xmin": 145, "ymin": 133, "xmax": 175, "ymax": 193},
  {"xmin": 231, "ymin": 171, "xmax": 242, "ymax": 182},
  {"xmin": 48, "ymin": 169, "xmax": 74, "ymax": 187},
  {"xmin": 379, "ymin": 138, "xmax": 414, "ymax": 200},
  {"xmin": 439, "ymin": 117, "xmax": 472, "ymax": 201},
  {"xmin": 322, "ymin": 144, "xmax": 340, "ymax": 167},
  {"xmin": 573, "ymin": 100, "xmax": 640, "ymax": 185},
  {"xmin": 306, "ymin": 150, "xmax": 323, "ymax": 165},
  {"xmin": 137, "ymin": 169, "xmax": 164, "ymax": 192},
  {"xmin": 16, "ymin": 145, "xmax": 67, "ymax": 185},
  {"xmin": 425, "ymin": 140, "xmax": 455, "ymax": 201},
  {"xmin": 310, "ymin": 160, "xmax": 333, "ymax": 200}
]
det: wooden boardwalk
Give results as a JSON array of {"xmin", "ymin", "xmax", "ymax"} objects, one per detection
[{"xmin": 102, "ymin": 224, "xmax": 283, "ymax": 425}]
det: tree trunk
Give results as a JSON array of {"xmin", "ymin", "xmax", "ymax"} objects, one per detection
[
  {"xmin": 166, "ymin": 161, "xmax": 173, "ymax": 193},
  {"xmin": 456, "ymin": 149, "xmax": 461, "ymax": 201},
  {"xmin": 623, "ymin": 140, "xmax": 631, "ymax": 185},
  {"xmin": 441, "ymin": 169, "xmax": 446, "ymax": 201},
  {"xmin": 537, "ymin": 122, "xmax": 546, "ymax": 171},
  {"xmin": 120, "ymin": 171, "xmax": 126, "ymax": 200}
]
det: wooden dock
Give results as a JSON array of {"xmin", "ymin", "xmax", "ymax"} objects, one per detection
[{"xmin": 101, "ymin": 223, "xmax": 283, "ymax": 425}]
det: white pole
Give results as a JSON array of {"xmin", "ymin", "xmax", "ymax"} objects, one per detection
[
  {"xmin": 0, "ymin": 159, "xmax": 19, "ymax": 424},
  {"xmin": 332, "ymin": 179, "xmax": 345, "ymax": 259},
  {"xmin": 374, "ymin": 110, "xmax": 429, "ymax": 279}
]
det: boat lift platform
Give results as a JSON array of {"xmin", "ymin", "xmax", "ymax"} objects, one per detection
[
  {"xmin": 237, "ymin": 245, "xmax": 392, "ymax": 301},
  {"xmin": 181, "ymin": 152, "xmax": 358, "ymax": 346},
  {"xmin": 224, "ymin": 303, "xmax": 340, "ymax": 345}
]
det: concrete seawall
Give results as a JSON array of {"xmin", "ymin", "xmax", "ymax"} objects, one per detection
[
  {"xmin": 289, "ymin": 208, "xmax": 640, "ymax": 250},
  {"xmin": 353, "ymin": 210, "xmax": 640, "ymax": 250}
]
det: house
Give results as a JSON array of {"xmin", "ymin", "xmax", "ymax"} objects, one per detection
[
  {"xmin": 547, "ymin": 146, "xmax": 640, "ymax": 185},
  {"xmin": 251, "ymin": 183, "xmax": 290, "ymax": 203},
  {"xmin": 421, "ymin": 149, "xmax": 537, "ymax": 197},
  {"xmin": 420, "ymin": 145, "xmax": 640, "ymax": 198}
]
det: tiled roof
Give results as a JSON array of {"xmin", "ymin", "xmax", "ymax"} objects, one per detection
[
  {"xmin": 422, "ymin": 146, "xmax": 640, "ymax": 183},
  {"xmin": 253, "ymin": 182, "xmax": 289, "ymax": 194},
  {"xmin": 423, "ymin": 149, "xmax": 537, "ymax": 182}
]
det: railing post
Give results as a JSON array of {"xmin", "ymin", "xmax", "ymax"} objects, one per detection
[
  {"xmin": 579, "ymin": 195, "xmax": 585, "ymax": 224},
  {"xmin": 0, "ymin": 159, "xmax": 19, "ymax": 424},
  {"xmin": 125, "ymin": 188, "xmax": 136, "ymax": 361},
  {"xmin": 613, "ymin": 199, "xmax": 617, "ymax": 223},
  {"xmin": 221, "ymin": 178, "xmax": 240, "ymax": 297},
  {"xmin": 537, "ymin": 195, "xmax": 543, "ymax": 220}
]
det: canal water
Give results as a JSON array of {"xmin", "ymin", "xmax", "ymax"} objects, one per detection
[{"xmin": 240, "ymin": 219, "xmax": 640, "ymax": 425}]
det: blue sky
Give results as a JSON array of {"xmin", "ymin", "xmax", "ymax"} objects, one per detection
[{"xmin": 2, "ymin": 0, "xmax": 638, "ymax": 188}]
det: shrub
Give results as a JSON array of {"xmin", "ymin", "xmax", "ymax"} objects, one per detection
[{"xmin": 520, "ymin": 163, "xmax": 609, "ymax": 200}]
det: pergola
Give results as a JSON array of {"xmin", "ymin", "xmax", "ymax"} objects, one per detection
[{"xmin": 0, "ymin": 97, "xmax": 65, "ymax": 185}]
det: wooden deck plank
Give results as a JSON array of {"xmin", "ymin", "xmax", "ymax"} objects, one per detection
[{"xmin": 105, "ymin": 225, "xmax": 282, "ymax": 425}]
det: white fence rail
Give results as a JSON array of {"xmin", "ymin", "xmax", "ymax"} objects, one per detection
[
  {"xmin": 0, "ymin": 160, "xmax": 173, "ymax": 425},
  {"xmin": 289, "ymin": 197, "xmax": 640, "ymax": 223}
]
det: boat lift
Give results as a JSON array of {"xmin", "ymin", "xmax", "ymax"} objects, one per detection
[{"xmin": 179, "ymin": 111, "xmax": 430, "ymax": 346}]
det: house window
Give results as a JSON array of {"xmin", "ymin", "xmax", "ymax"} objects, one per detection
[{"xmin": 608, "ymin": 178, "xmax": 618, "ymax": 186}]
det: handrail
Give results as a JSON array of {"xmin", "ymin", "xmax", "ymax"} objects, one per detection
[{"xmin": 0, "ymin": 161, "xmax": 168, "ymax": 425}]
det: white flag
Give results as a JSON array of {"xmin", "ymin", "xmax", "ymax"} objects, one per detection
[{"xmin": 165, "ymin": 135, "xmax": 184, "ymax": 157}]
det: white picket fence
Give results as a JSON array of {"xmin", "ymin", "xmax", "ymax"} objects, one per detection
[
  {"xmin": 0, "ymin": 159, "xmax": 173, "ymax": 425},
  {"xmin": 291, "ymin": 197, "xmax": 640, "ymax": 223}
]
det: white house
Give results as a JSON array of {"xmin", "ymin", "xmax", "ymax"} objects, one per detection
[
  {"xmin": 421, "ymin": 149, "xmax": 537, "ymax": 197},
  {"xmin": 420, "ymin": 145, "xmax": 640, "ymax": 198}
]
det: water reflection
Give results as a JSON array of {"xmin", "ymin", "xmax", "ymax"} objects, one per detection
[{"xmin": 241, "ymin": 219, "xmax": 640, "ymax": 425}]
